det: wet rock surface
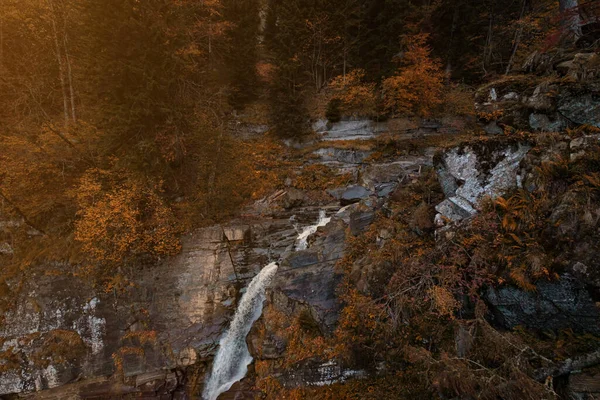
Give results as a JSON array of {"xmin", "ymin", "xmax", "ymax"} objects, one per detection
[{"xmin": 485, "ymin": 275, "xmax": 600, "ymax": 335}]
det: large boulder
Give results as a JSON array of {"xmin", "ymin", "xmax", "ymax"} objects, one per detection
[
  {"xmin": 557, "ymin": 86, "xmax": 600, "ymax": 128},
  {"xmin": 434, "ymin": 139, "xmax": 531, "ymax": 225},
  {"xmin": 485, "ymin": 275, "xmax": 600, "ymax": 335},
  {"xmin": 340, "ymin": 186, "xmax": 372, "ymax": 206},
  {"xmin": 281, "ymin": 188, "xmax": 306, "ymax": 210},
  {"xmin": 563, "ymin": 52, "xmax": 600, "ymax": 82}
]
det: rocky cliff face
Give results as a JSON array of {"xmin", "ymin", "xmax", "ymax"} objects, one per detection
[
  {"xmin": 477, "ymin": 52, "xmax": 600, "ymax": 134},
  {"xmin": 0, "ymin": 208, "xmax": 345, "ymax": 397},
  {"xmin": 3, "ymin": 65, "xmax": 600, "ymax": 398},
  {"xmin": 0, "ymin": 118, "xmax": 440, "ymax": 399}
]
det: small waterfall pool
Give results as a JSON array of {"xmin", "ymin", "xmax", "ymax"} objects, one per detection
[{"xmin": 202, "ymin": 211, "xmax": 331, "ymax": 400}]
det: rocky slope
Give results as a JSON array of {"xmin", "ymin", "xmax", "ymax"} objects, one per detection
[
  {"xmin": 0, "ymin": 117, "xmax": 444, "ymax": 399},
  {"xmin": 2, "ymin": 50, "xmax": 600, "ymax": 399}
]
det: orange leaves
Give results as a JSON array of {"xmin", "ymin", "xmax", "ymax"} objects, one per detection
[
  {"xmin": 73, "ymin": 169, "xmax": 181, "ymax": 267},
  {"xmin": 584, "ymin": 172, "xmax": 600, "ymax": 191},
  {"xmin": 294, "ymin": 164, "xmax": 351, "ymax": 191},
  {"xmin": 333, "ymin": 288, "xmax": 385, "ymax": 359},
  {"xmin": 428, "ymin": 286, "xmax": 460, "ymax": 319},
  {"xmin": 328, "ymin": 69, "xmax": 377, "ymax": 117},
  {"xmin": 382, "ymin": 34, "xmax": 444, "ymax": 118}
]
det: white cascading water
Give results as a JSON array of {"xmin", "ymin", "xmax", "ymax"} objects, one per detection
[
  {"xmin": 296, "ymin": 210, "xmax": 331, "ymax": 251},
  {"xmin": 203, "ymin": 212, "xmax": 330, "ymax": 400},
  {"xmin": 202, "ymin": 262, "xmax": 279, "ymax": 400}
]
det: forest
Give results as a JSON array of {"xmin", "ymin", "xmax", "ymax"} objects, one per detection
[{"xmin": 1, "ymin": 0, "xmax": 600, "ymax": 399}]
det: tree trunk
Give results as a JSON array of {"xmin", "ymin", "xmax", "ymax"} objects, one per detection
[
  {"xmin": 0, "ymin": 0, "xmax": 4, "ymax": 69},
  {"xmin": 559, "ymin": 0, "xmax": 582, "ymax": 39},
  {"xmin": 445, "ymin": 5, "xmax": 460, "ymax": 82},
  {"xmin": 49, "ymin": 0, "xmax": 69, "ymax": 128},
  {"xmin": 483, "ymin": 8, "xmax": 494, "ymax": 75},
  {"xmin": 505, "ymin": 0, "xmax": 528, "ymax": 75},
  {"xmin": 63, "ymin": 29, "xmax": 76, "ymax": 122}
]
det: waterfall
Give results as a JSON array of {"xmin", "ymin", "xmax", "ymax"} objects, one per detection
[
  {"xmin": 296, "ymin": 210, "xmax": 331, "ymax": 251},
  {"xmin": 202, "ymin": 262, "xmax": 279, "ymax": 400},
  {"xmin": 203, "ymin": 211, "xmax": 331, "ymax": 399}
]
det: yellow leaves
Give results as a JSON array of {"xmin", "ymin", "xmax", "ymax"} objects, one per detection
[
  {"xmin": 121, "ymin": 330, "xmax": 157, "ymax": 347},
  {"xmin": 509, "ymin": 266, "xmax": 537, "ymax": 292},
  {"xmin": 428, "ymin": 286, "xmax": 459, "ymax": 319},
  {"xmin": 103, "ymin": 274, "xmax": 135, "ymax": 294},
  {"xmin": 508, "ymin": 233, "xmax": 523, "ymax": 246},
  {"xmin": 477, "ymin": 110, "xmax": 504, "ymax": 123},
  {"xmin": 382, "ymin": 34, "xmax": 444, "ymax": 117},
  {"xmin": 295, "ymin": 164, "xmax": 351, "ymax": 191},
  {"xmin": 73, "ymin": 168, "xmax": 181, "ymax": 268},
  {"xmin": 502, "ymin": 215, "xmax": 518, "ymax": 232},
  {"xmin": 328, "ymin": 69, "xmax": 377, "ymax": 117}
]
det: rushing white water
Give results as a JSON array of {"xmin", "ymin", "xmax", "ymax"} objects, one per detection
[
  {"xmin": 203, "ymin": 211, "xmax": 332, "ymax": 399},
  {"xmin": 202, "ymin": 262, "xmax": 279, "ymax": 400},
  {"xmin": 296, "ymin": 210, "xmax": 331, "ymax": 251}
]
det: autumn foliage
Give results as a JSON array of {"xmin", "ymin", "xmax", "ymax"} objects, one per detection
[
  {"xmin": 383, "ymin": 34, "xmax": 445, "ymax": 117},
  {"xmin": 73, "ymin": 169, "xmax": 181, "ymax": 266},
  {"xmin": 328, "ymin": 69, "xmax": 377, "ymax": 117}
]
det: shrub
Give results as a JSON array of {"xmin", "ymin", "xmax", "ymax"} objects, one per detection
[
  {"xmin": 328, "ymin": 69, "xmax": 377, "ymax": 118},
  {"xmin": 382, "ymin": 34, "xmax": 444, "ymax": 117}
]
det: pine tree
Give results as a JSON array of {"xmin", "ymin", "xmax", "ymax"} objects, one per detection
[{"xmin": 222, "ymin": 0, "xmax": 262, "ymax": 109}]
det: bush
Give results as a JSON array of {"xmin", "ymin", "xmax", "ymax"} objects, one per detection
[
  {"xmin": 328, "ymin": 69, "xmax": 377, "ymax": 118},
  {"xmin": 383, "ymin": 34, "xmax": 444, "ymax": 117}
]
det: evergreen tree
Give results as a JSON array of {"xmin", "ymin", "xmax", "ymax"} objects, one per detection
[{"xmin": 222, "ymin": 0, "xmax": 262, "ymax": 109}]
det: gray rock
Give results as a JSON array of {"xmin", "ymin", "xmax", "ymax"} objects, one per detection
[
  {"xmin": 335, "ymin": 203, "xmax": 360, "ymax": 225},
  {"xmin": 275, "ymin": 221, "xmax": 346, "ymax": 331},
  {"xmin": 0, "ymin": 212, "xmax": 326, "ymax": 397},
  {"xmin": 340, "ymin": 186, "xmax": 372, "ymax": 206},
  {"xmin": 558, "ymin": 92, "xmax": 600, "ymax": 127},
  {"xmin": 529, "ymin": 113, "xmax": 567, "ymax": 132},
  {"xmin": 502, "ymin": 92, "xmax": 520, "ymax": 101},
  {"xmin": 282, "ymin": 188, "xmax": 305, "ymax": 209},
  {"xmin": 280, "ymin": 359, "xmax": 365, "ymax": 388},
  {"xmin": 434, "ymin": 140, "xmax": 531, "ymax": 224},
  {"xmin": 485, "ymin": 275, "xmax": 600, "ymax": 335},
  {"xmin": 526, "ymin": 82, "xmax": 557, "ymax": 112},
  {"xmin": 0, "ymin": 242, "xmax": 13, "ymax": 255},
  {"xmin": 556, "ymin": 60, "xmax": 574, "ymax": 76},
  {"xmin": 483, "ymin": 120, "xmax": 504, "ymax": 135},
  {"xmin": 565, "ymin": 53, "xmax": 600, "ymax": 82},
  {"xmin": 349, "ymin": 210, "xmax": 375, "ymax": 235},
  {"xmin": 313, "ymin": 148, "xmax": 371, "ymax": 164},
  {"xmin": 326, "ymin": 187, "xmax": 346, "ymax": 200},
  {"xmin": 435, "ymin": 199, "xmax": 473, "ymax": 224},
  {"xmin": 360, "ymin": 156, "xmax": 432, "ymax": 190},
  {"xmin": 376, "ymin": 183, "xmax": 397, "ymax": 198},
  {"xmin": 436, "ymin": 167, "xmax": 460, "ymax": 198},
  {"xmin": 286, "ymin": 251, "xmax": 320, "ymax": 269},
  {"xmin": 313, "ymin": 119, "xmax": 388, "ymax": 141}
]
